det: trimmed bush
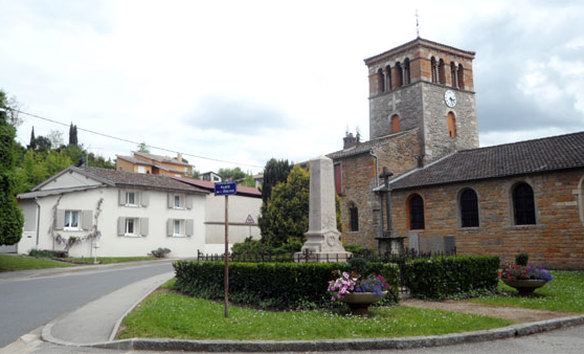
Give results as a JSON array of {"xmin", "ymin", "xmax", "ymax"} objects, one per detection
[
  {"xmin": 515, "ymin": 252, "xmax": 529, "ymax": 266},
  {"xmin": 29, "ymin": 249, "xmax": 68, "ymax": 258},
  {"xmin": 150, "ymin": 247, "xmax": 171, "ymax": 258},
  {"xmin": 173, "ymin": 261, "xmax": 400, "ymax": 309},
  {"xmin": 404, "ymin": 255, "xmax": 499, "ymax": 300}
]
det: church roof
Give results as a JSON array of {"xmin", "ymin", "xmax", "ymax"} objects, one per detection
[
  {"xmin": 327, "ymin": 130, "xmax": 416, "ymax": 160},
  {"xmin": 389, "ymin": 131, "xmax": 584, "ymax": 190}
]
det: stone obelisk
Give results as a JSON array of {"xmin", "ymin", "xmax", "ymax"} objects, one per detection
[{"xmin": 296, "ymin": 156, "xmax": 351, "ymax": 262}]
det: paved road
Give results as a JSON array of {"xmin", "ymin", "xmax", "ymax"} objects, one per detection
[{"xmin": 0, "ymin": 261, "xmax": 174, "ymax": 349}]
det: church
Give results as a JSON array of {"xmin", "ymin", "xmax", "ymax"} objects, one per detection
[{"xmin": 328, "ymin": 37, "xmax": 584, "ymax": 270}]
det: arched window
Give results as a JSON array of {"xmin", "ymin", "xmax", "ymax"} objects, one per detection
[
  {"xmin": 447, "ymin": 112, "xmax": 456, "ymax": 137},
  {"xmin": 349, "ymin": 203, "xmax": 359, "ymax": 231},
  {"xmin": 385, "ymin": 65, "xmax": 392, "ymax": 90},
  {"xmin": 408, "ymin": 193, "xmax": 425, "ymax": 230},
  {"xmin": 460, "ymin": 188, "xmax": 479, "ymax": 227},
  {"xmin": 457, "ymin": 64, "xmax": 464, "ymax": 89},
  {"xmin": 431, "ymin": 57, "xmax": 438, "ymax": 83},
  {"xmin": 391, "ymin": 114, "xmax": 400, "ymax": 133},
  {"xmin": 512, "ymin": 182, "xmax": 536, "ymax": 225},
  {"xmin": 438, "ymin": 59, "xmax": 446, "ymax": 84},
  {"xmin": 395, "ymin": 62, "xmax": 403, "ymax": 88},
  {"xmin": 377, "ymin": 68, "xmax": 385, "ymax": 93},
  {"xmin": 450, "ymin": 62, "xmax": 457, "ymax": 88},
  {"xmin": 403, "ymin": 58, "xmax": 411, "ymax": 85},
  {"xmin": 579, "ymin": 177, "xmax": 584, "ymax": 225}
]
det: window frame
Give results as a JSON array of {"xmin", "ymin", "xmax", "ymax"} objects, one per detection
[
  {"xmin": 459, "ymin": 188, "xmax": 480, "ymax": 228},
  {"xmin": 125, "ymin": 217, "xmax": 138, "ymax": 236},
  {"xmin": 408, "ymin": 193, "xmax": 425, "ymax": 230},
  {"xmin": 349, "ymin": 203, "xmax": 359, "ymax": 232},
  {"xmin": 173, "ymin": 219, "xmax": 185, "ymax": 236},
  {"xmin": 64, "ymin": 210, "xmax": 81, "ymax": 230},
  {"xmin": 512, "ymin": 182, "xmax": 537, "ymax": 225},
  {"xmin": 126, "ymin": 191, "xmax": 137, "ymax": 206}
]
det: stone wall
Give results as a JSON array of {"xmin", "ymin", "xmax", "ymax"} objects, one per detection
[{"xmin": 390, "ymin": 169, "xmax": 584, "ymax": 270}]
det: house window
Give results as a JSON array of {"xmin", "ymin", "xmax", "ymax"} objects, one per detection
[
  {"xmin": 579, "ymin": 177, "xmax": 584, "ymax": 225},
  {"xmin": 137, "ymin": 166, "xmax": 146, "ymax": 174},
  {"xmin": 447, "ymin": 112, "xmax": 456, "ymax": 137},
  {"xmin": 126, "ymin": 191, "xmax": 136, "ymax": 206},
  {"xmin": 349, "ymin": 203, "xmax": 359, "ymax": 231},
  {"xmin": 174, "ymin": 195, "xmax": 182, "ymax": 208},
  {"xmin": 64, "ymin": 210, "xmax": 80, "ymax": 229},
  {"xmin": 408, "ymin": 194, "xmax": 425, "ymax": 230},
  {"xmin": 391, "ymin": 114, "xmax": 400, "ymax": 133},
  {"xmin": 513, "ymin": 182, "xmax": 536, "ymax": 225},
  {"xmin": 125, "ymin": 218, "xmax": 137, "ymax": 235},
  {"xmin": 174, "ymin": 219, "xmax": 184, "ymax": 236},
  {"xmin": 460, "ymin": 188, "xmax": 479, "ymax": 227}
]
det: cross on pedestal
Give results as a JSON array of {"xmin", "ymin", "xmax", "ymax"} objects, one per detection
[{"xmin": 379, "ymin": 167, "xmax": 394, "ymax": 236}]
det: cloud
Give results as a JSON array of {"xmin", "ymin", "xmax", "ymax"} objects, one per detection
[{"xmin": 184, "ymin": 95, "xmax": 292, "ymax": 135}]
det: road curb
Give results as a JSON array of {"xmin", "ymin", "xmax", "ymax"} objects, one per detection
[{"xmin": 49, "ymin": 315, "xmax": 584, "ymax": 352}]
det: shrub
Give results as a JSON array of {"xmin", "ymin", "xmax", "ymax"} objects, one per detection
[
  {"xmin": 173, "ymin": 261, "xmax": 400, "ymax": 309},
  {"xmin": 404, "ymin": 255, "xmax": 499, "ymax": 300},
  {"xmin": 29, "ymin": 249, "xmax": 68, "ymax": 258},
  {"xmin": 515, "ymin": 252, "xmax": 529, "ymax": 266},
  {"xmin": 150, "ymin": 248, "xmax": 171, "ymax": 258}
]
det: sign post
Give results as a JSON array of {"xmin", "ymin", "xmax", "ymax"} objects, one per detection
[{"xmin": 214, "ymin": 181, "xmax": 237, "ymax": 318}]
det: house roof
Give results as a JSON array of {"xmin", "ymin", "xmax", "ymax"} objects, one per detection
[
  {"xmin": 116, "ymin": 154, "xmax": 187, "ymax": 174},
  {"xmin": 389, "ymin": 131, "xmax": 584, "ymax": 190},
  {"xmin": 134, "ymin": 151, "xmax": 191, "ymax": 167},
  {"xmin": 172, "ymin": 176, "xmax": 262, "ymax": 198},
  {"xmin": 25, "ymin": 166, "xmax": 208, "ymax": 198},
  {"xmin": 327, "ymin": 130, "xmax": 416, "ymax": 160}
]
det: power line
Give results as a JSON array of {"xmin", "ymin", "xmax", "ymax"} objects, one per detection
[{"xmin": 11, "ymin": 108, "xmax": 264, "ymax": 169}]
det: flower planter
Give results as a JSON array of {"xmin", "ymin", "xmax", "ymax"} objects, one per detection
[
  {"xmin": 502, "ymin": 279, "xmax": 549, "ymax": 297},
  {"xmin": 341, "ymin": 291, "xmax": 388, "ymax": 316}
]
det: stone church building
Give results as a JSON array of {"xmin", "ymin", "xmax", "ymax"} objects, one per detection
[{"xmin": 328, "ymin": 37, "xmax": 584, "ymax": 269}]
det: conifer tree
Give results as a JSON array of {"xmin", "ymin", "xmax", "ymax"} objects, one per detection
[{"xmin": 28, "ymin": 126, "xmax": 36, "ymax": 150}]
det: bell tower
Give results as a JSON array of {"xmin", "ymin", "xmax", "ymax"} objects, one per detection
[{"xmin": 364, "ymin": 38, "xmax": 479, "ymax": 163}]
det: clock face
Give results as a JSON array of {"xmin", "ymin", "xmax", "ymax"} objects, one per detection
[{"xmin": 444, "ymin": 90, "xmax": 457, "ymax": 108}]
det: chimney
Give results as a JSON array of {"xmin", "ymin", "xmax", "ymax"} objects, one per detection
[{"xmin": 343, "ymin": 132, "xmax": 358, "ymax": 149}]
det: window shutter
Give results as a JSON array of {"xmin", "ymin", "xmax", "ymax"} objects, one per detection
[
  {"xmin": 140, "ymin": 218, "xmax": 149, "ymax": 236},
  {"xmin": 167, "ymin": 219, "xmax": 173, "ymax": 236},
  {"xmin": 55, "ymin": 209, "xmax": 65, "ymax": 230},
  {"xmin": 117, "ymin": 217, "xmax": 125, "ymax": 236},
  {"xmin": 118, "ymin": 190, "xmax": 125, "ymax": 206},
  {"xmin": 167, "ymin": 193, "xmax": 173, "ymax": 208},
  {"xmin": 140, "ymin": 192, "xmax": 149, "ymax": 207},
  {"xmin": 186, "ymin": 219, "xmax": 194, "ymax": 236},
  {"xmin": 186, "ymin": 195, "xmax": 193, "ymax": 209},
  {"xmin": 81, "ymin": 210, "xmax": 93, "ymax": 230}
]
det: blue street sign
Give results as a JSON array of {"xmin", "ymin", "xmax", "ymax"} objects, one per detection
[{"xmin": 215, "ymin": 181, "xmax": 237, "ymax": 196}]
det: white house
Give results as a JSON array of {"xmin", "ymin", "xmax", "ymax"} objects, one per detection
[
  {"xmin": 16, "ymin": 166, "xmax": 209, "ymax": 258},
  {"xmin": 171, "ymin": 176, "xmax": 262, "ymax": 254}
]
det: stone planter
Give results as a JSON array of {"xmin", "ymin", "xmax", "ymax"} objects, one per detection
[
  {"xmin": 341, "ymin": 291, "xmax": 388, "ymax": 316},
  {"xmin": 502, "ymin": 278, "xmax": 549, "ymax": 297}
]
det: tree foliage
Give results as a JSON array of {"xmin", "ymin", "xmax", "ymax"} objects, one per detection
[
  {"xmin": 0, "ymin": 90, "xmax": 24, "ymax": 245},
  {"xmin": 259, "ymin": 165, "xmax": 343, "ymax": 247},
  {"xmin": 218, "ymin": 167, "xmax": 247, "ymax": 181},
  {"xmin": 261, "ymin": 158, "xmax": 292, "ymax": 204}
]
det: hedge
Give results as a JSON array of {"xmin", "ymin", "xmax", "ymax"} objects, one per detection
[
  {"xmin": 173, "ymin": 260, "xmax": 400, "ymax": 309},
  {"xmin": 404, "ymin": 255, "xmax": 500, "ymax": 299}
]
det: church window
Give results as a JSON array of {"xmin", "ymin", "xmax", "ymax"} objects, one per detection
[
  {"xmin": 334, "ymin": 163, "xmax": 342, "ymax": 195},
  {"xmin": 391, "ymin": 114, "xmax": 400, "ymax": 133},
  {"xmin": 460, "ymin": 188, "xmax": 479, "ymax": 227},
  {"xmin": 349, "ymin": 203, "xmax": 359, "ymax": 231},
  {"xmin": 447, "ymin": 112, "xmax": 456, "ymax": 137},
  {"xmin": 512, "ymin": 182, "xmax": 536, "ymax": 225},
  {"xmin": 395, "ymin": 62, "xmax": 403, "ymax": 88},
  {"xmin": 579, "ymin": 177, "xmax": 584, "ymax": 225},
  {"xmin": 458, "ymin": 64, "xmax": 465, "ymax": 89},
  {"xmin": 450, "ymin": 62, "xmax": 458, "ymax": 88},
  {"xmin": 403, "ymin": 58, "xmax": 411, "ymax": 85},
  {"xmin": 385, "ymin": 65, "xmax": 392, "ymax": 90},
  {"xmin": 431, "ymin": 57, "xmax": 438, "ymax": 83},
  {"xmin": 408, "ymin": 193, "xmax": 425, "ymax": 230},
  {"xmin": 438, "ymin": 59, "xmax": 446, "ymax": 84},
  {"xmin": 377, "ymin": 68, "xmax": 385, "ymax": 93}
]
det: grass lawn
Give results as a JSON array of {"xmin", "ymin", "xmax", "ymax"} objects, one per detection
[
  {"xmin": 117, "ymin": 290, "xmax": 513, "ymax": 341},
  {"xmin": 0, "ymin": 254, "xmax": 74, "ymax": 272},
  {"xmin": 63, "ymin": 256, "xmax": 157, "ymax": 264},
  {"xmin": 471, "ymin": 271, "xmax": 584, "ymax": 313}
]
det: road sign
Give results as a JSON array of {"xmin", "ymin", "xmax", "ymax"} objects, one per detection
[
  {"xmin": 215, "ymin": 181, "xmax": 237, "ymax": 196},
  {"xmin": 245, "ymin": 214, "xmax": 255, "ymax": 225}
]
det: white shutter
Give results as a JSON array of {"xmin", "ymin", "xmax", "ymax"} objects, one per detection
[
  {"xmin": 185, "ymin": 195, "xmax": 193, "ymax": 209},
  {"xmin": 117, "ymin": 217, "xmax": 125, "ymax": 236},
  {"xmin": 185, "ymin": 219, "xmax": 194, "ymax": 237},
  {"xmin": 81, "ymin": 211, "xmax": 93, "ymax": 230},
  {"xmin": 167, "ymin": 193, "xmax": 173, "ymax": 208},
  {"xmin": 140, "ymin": 218, "xmax": 149, "ymax": 236},
  {"xmin": 167, "ymin": 219, "xmax": 174, "ymax": 236},
  {"xmin": 55, "ymin": 210, "xmax": 65, "ymax": 230},
  {"xmin": 140, "ymin": 192, "xmax": 149, "ymax": 207},
  {"xmin": 118, "ymin": 190, "xmax": 125, "ymax": 205}
]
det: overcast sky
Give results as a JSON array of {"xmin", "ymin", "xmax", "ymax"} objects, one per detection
[{"xmin": 1, "ymin": 0, "xmax": 583, "ymax": 174}]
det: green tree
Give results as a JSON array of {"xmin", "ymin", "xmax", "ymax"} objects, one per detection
[
  {"xmin": 137, "ymin": 142, "xmax": 150, "ymax": 153},
  {"xmin": 0, "ymin": 90, "xmax": 24, "ymax": 245},
  {"xmin": 218, "ymin": 167, "xmax": 247, "ymax": 181},
  {"xmin": 258, "ymin": 165, "xmax": 343, "ymax": 247},
  {"xmin": 68, "ymin": 123, "xmax": 78, "ymax": 146},
  {"xmin": 261, "ymin": 158, "xmax": 292, "ymax": 204}
]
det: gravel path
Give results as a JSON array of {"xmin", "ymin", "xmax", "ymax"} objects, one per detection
[{"xmin": 401, "ymin": 298, "xmax": 574, "ymax": 322}]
